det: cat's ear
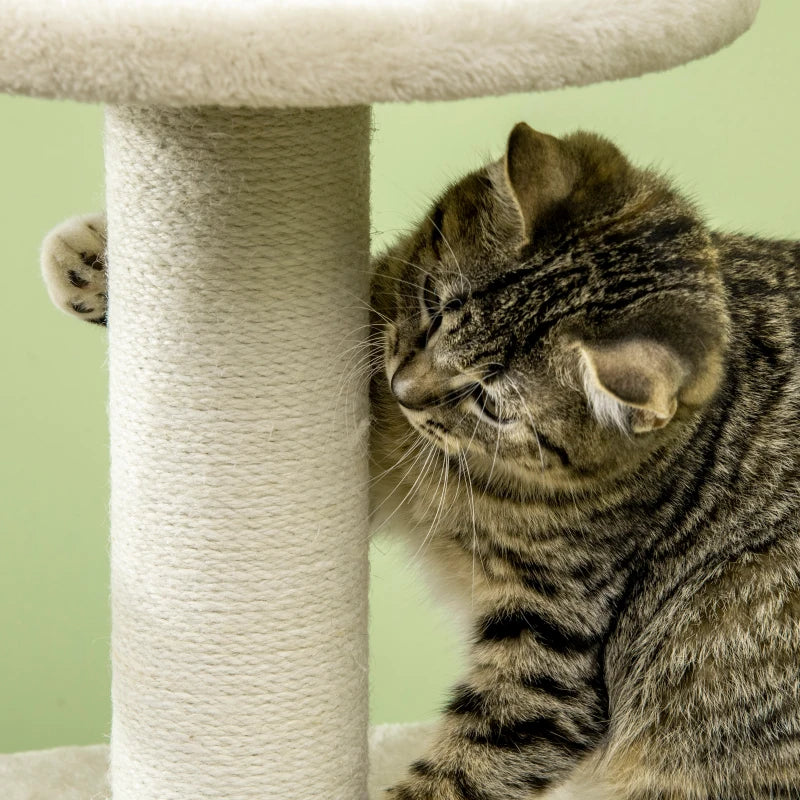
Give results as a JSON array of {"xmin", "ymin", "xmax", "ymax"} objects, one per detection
[
  {"xmin": 503, "ymin": 122, "xmax": 577, "ymax": 240},
  {"xmin": 576, "ymin": 338, "xmax": 688, "ymax": 434}
]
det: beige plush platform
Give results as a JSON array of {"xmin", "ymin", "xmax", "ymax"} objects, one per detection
[
  {"xmin": 0, "ymin": 0, "xmax": 759, "ymax": 107},
  {"xmin": 0, "ymin": 724, "xmax": 436, "ymax": 800}
]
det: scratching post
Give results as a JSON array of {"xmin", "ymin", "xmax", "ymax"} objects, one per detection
[
  {"xmin": 105, "ymin": 106, "xmax": 370, "ymax": 799},
  {"xmin": 0, "ymin": 1, "xmax": 759, "ymax": 798}
]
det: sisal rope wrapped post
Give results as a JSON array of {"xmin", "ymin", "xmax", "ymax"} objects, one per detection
[{"xmin": 104, "ymin": 105, "xmax": 371, "ymax": 800}]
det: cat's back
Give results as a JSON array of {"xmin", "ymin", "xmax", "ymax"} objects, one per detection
[
  {"xmin": 716, "ymin": 231, "xmax": 800, "ymax": 317},
  {"xmin": 713, "ymin": 230, "xmax": 800, "ymax": 465},
  {"xmin": 600, "ymin": 233, "xmax": 800, "ymax": 793}
]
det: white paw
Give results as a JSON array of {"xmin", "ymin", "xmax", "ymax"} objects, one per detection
[{"xmin": 41, "ymin": 213, "xmax": 108, "ymax": 325}]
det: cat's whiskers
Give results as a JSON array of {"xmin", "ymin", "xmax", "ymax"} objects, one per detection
[
  {"xmin": 370, "ymin": 432, "xmax": 439, "ymax": 534},
  {"xmin": 363, "ymin": 432, "xmax": 430, "ymax": 544},
  {"xmin": 431, "ymin": 434, "xmax": 455, "ymax": 530},
  {"xmin": 381, "ymin": 256, "xmax": 441, "ymax": 294},
  {"xmin": 337, "ymin": 340, "xmax": 384, "ymax": 372},
  {"xmin": 444, "ymin": 406, "xmax": 490, "ymax": 602},
  {"xmin": 459, "ymin": 418, "xmax": 487, "ymax": 607},
  {"xmin": 327, "ymin": 308, "xmax": 384, "ymax": 358},
  {"xmin": 382, "ymin": 252, "xmax": 431, "ymax": 274},
  {"xmin": 367, "ymin": 427, "xmax": 425, "ymax": 491},
  {"xmin": 410, "ymin": 440, "xmax": 450, "ymax": 563},
  {"xmin": 333, "ymin": 345, "xmax": 381, "ymax": 418},
  {"xmin": 325, "ymin": 348, "xmax": 383, "ymax": 459},
  {"xmin": 324, "ymin": 291, "xmax": 389, "ymax": 433},
  {"xmin": 334, "ymin": 334, "xmax": 383, "ymax": 366},
  {"xmin": 315, "ymin": 354, "xmax": 373, "ymax": 455},
  {"xmin": 392, "ymin": 289, "xmax": 432, "ymax": 306},
  {"xmin": 348, "ymin": 298, "xmax": 395, "ymax": 327},
  {"xmin": 385, "ymin": 440, "xmax": 440, "ymax": 538},
  {"xmin": 334, "ymin": 320, "xmax": 382, "ymax": 340},
  {"xmin": 336, "ymin": 285, "xmax": 409, "ymax": 332},
  {"xmin": 377, "ymin": 267, "xmax": 429, "ymax": 294},
  {"xmin": 458, "ymin": 393, "xmax": 486, "ymax": 462},
  {"xmin": 484, "ymin": 395, "xmax": 504, "ymax": 488},
  {"xmin": 428, "ymin": 213, "xmax": 470, "ymax": 293}
]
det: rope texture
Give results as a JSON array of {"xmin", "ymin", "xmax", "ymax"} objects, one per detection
[{"xmin": 104, "ymin": 105, "xmax": 371, "ymax": 799}]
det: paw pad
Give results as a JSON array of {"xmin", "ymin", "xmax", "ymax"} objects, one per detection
[{"xmin": 41, "ymin": 214, "xmax": 108, "ymax": 325}]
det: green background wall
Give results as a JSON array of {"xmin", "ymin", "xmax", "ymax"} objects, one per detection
[{"xmin": 1, "ymin": 0, "xmax": 798, "ymax": 753}]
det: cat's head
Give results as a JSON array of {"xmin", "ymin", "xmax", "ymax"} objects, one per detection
[{"xmin": 371, "ymin": 123, "xmax": 728, "ymax": 494}]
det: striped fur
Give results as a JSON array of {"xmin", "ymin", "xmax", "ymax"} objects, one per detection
[{"xmin": 370, "ymin": 124, "xmax": 800, "ymax": 799}]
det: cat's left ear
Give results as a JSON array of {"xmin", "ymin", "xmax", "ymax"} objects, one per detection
[
  {"xmin": 576, "ymin": 338, "xmax": 688, "ymax": 434},
  {"xmin": 503, "ymin": 122, "xmax": 577, "ymax": 241}
]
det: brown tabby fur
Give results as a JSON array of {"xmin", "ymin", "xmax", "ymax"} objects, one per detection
[
  {"xmin": 369, "ymin": 124, "xmax": 800, "ymax": 800},
  {"xmin": 45, "ymin": 123, "xmax": 800, "ymax": 800}
]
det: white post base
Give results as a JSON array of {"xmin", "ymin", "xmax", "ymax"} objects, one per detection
[
  {"xmin": 104, "ymin": 105, "xmax": 371, "ymax": 799},
  {"xmin": 0, "ymin": 724, "xmax": 439, "ymax": 800}
]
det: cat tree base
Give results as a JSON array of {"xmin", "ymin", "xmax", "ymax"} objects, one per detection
[{"xmin": 0, "ymin": 724, "xmax": 436, "ymax": 800}]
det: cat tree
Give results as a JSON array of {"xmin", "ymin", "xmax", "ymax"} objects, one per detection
[{"xmin": 0, "ymin": 1, "xmax": 758, "ymax": 798}]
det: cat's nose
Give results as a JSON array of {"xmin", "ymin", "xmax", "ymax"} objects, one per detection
[
  {"xmin": 390, "ymin": 351, "xmax": 454, "ymax": 411},
  {"xmin": 391, "ymin": 371, "xmax": 431, "ymax": 410}
]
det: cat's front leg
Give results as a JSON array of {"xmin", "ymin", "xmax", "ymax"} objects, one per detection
[
  {"xmin": 40, "ymin": 213, "xmax": 108, "ymax": 325},
  {"xmin": 388, "ymin": 610, "xmax": 607, "ymax": 800}
]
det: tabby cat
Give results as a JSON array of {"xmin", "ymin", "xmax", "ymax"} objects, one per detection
[{"xmin": 42, "ymin": 123, "xmax": 800, "ymax": 800}]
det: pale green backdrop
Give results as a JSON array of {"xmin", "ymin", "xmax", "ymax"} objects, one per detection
[{"xmin": 1, "ymin": 0, "xmax": 798, "ymax": 753}]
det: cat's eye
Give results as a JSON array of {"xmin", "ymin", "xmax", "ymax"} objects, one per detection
[
  {"xmin": 484, "ymin": 363, "xmax": 505, "ymax": 382},
  {"xmin": 421, "ymin": 276, "xmax": 466, "ymax": 344},
  {"xmin": 470, "ymin": 384, "xmax": 507, "ymax": 424},
  {"xmin": 422, "ymin": 274, "xmax": 443, "ymax": 343},
  {"xmin": 422, "ymin": 274, "xmax": 440, "ymax": 319},
  {"xmin": 426, "ymin": 313, "xmax": 443, "ymax": 342}
]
